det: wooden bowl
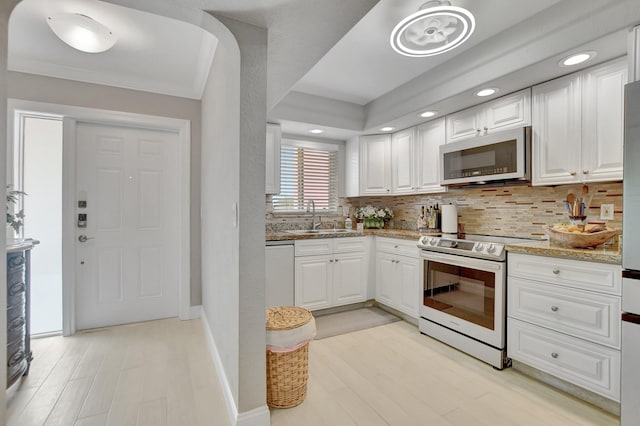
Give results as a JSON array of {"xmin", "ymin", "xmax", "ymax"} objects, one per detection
[{"xmin": 545, "ymin": 226, "xmax": 619, "ymax": 248}]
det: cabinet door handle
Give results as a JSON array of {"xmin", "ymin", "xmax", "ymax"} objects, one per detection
[
  {"xmin": 329, "ymin": 259, "xmax": 334, "ymax": 263},
  {"xmin": 394, "ymin": 245, "xmax": 399, "ymax": 248},
  {"xmin": 570, "ymin": 172, "xmax": 577, "ymax": 176},
  {"xmin": 551, "ymin": 306, "xmax": 559, "ymax": 312},
  {"xmin": 552, "ymin": 268, "xmax": 560, "ymax": 275},
  {"xmin": 334, "ymin": 259, "xmax": 339, "ymax": 263},
  {"xmin": 583, "ymin": 170, "xmax": 589, "ymax": 175},
  {"xmin": 551, "ymin": 352, "xmax": 559, "ymax": 359}
]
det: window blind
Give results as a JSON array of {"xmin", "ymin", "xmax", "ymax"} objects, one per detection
[{"xmin": 272, "ymin": 141, "xmax": 338, "ymax": 213}]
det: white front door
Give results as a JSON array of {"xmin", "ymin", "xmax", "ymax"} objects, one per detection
[{"xmin": 75, "ymin": 122, "xmax": 181, "ymax": 330}]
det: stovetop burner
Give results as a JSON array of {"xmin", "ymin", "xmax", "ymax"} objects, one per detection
[{"xmin": 417, "ymin": 233, "xmax": 542, "ymax": 261}]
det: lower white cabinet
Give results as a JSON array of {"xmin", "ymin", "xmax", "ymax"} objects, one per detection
[
  {"xmin": 295, "ymin": 237, "xmax": 368, "ymax": 311},
  {"xmin": 507, "ymin": 253, "xmax": 622, "ymax": 401},
  {"xmin": 375, "ymin": 237, "xmax": 419, "ymax": 318}
]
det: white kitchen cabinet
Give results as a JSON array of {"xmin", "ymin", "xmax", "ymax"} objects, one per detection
[
  {"xmin": 415, "ymin": 119, "xmax": 447, "ymax": 194},
  {"xmin": 507, "ymin": 252, "xmax": 622, "ymax": 402},
  {"xmin": 388, "ymin": 119, "xmax": 447, "ymax": 196},
  {"xmin": 375, "ymin": 237, "xmax": 419, "ymax": 318},
  {"xmin": 295, "ymin": 237, "xmax": 368, "ymax": 311},
  {"xmin": 265, "ymin": 123, "xmax": 281, "ymax": 194},
  {"xmin": 360, "ymin": 134, "xmax": 391, "ymax": 195},
  {"xmin": 532, "ymin": 58, "xmax": 627, "ymax": 185},
  {"xmin": 391, "ymin": 128, "xmax": 415, "ymax": 194},
  {"xmin": 446, "ymin": 88, "xmax": 531, "ymax": 143}
]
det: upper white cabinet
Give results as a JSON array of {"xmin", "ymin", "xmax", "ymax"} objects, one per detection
[
  {"xmin": 362, "ymin": 118, "xmax": 447, "ymax": 196},
  {"xmin": 391, "ymin": 129, "xmax": 415, "ymax": 194},
  {"xmin": 265, "ymin": 123, "xmax": 281, "ymax": 194},
  {"xmin": 446, "ymin": 88, "xmax": 531, "ymax": 143},
  {"xmin": 360, "ymin": 134, "xmax": 392, "ymax": 195},
  {"xmin": 415, "ymin": 119, "xmax": 447, "ymax": 194},
  {"xmin": 532, "ymin": 58, "xmax": 627, "ymax": 186}
]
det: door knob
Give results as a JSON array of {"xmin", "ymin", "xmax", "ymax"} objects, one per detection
[{"xmin": 78, "ymin": 235, "xmax": 94, "ymax": 243}]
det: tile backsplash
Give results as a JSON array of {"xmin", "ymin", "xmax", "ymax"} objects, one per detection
[{"xmin": 266, "ymin": 182, "xmax": 623, "ymax": 238}]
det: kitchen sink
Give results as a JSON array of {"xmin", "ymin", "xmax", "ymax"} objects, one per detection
[{"xmin": 285, "ymin": 229, "xmax": 358, "ymax": 235}]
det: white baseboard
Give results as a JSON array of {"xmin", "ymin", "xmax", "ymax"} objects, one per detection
[
  {"xmin": 190, "ymin": 305, "xmax": 202, "ymax": 319},
  {"xmin": 237, "ymin": 405, "xmax": 270, "ymax": 426},
  {"xmin": 200, "ymin": 309, "xmax": 238, "ymax": 424}
]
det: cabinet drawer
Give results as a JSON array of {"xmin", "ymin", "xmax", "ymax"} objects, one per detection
[
  {"xmin": 508, "ymin": 253, "xmax": 621, "ymax": 295},
  {"xmin": 508, "ymin": 318, "xmax": 620, "ymax": 401},
  {"xmin": 508, "ymin": 277, "xmax": 620, "ymax": 348},
  {"xmin": 376, "ymin": 237, "xmax": 419, "ymax": 258},
  {"xmin": 295, "ymin": 239, "xmax": 333, "ymax": 256},
  {"xmin": 333, "ymin": 237, "xmax": 367, "ymax": 254}
]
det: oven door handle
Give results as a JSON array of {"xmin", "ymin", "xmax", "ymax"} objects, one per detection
[{"xmin": 420, "ymin": 251, "xmax": 504, "ymax": 272}]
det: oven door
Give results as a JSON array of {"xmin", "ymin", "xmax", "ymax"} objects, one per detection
[{"xmin": 420, "ymin": 250, "xmax": 506, "ymax": 348}]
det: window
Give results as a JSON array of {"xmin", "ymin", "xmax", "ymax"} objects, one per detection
[{"xmin": 272, "ymin": 139, "xmax": 338, "ymax": 213}]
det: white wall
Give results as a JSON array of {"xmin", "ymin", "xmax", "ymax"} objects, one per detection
[{"xmin": 22, "ymin": 116, "xmax": 63, "ymax": 334}]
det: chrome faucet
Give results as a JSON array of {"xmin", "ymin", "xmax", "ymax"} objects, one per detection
[{"xmin": 307, "ymin": 200, "xmax": 320, "ymax": 230}]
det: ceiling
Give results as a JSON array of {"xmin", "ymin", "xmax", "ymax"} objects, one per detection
[{"xmin": 7, "ymin": 0, "xmax": 640, "ymax": 140}]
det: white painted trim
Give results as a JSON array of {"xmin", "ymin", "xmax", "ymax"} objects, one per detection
[
  {"xmin": 7, "ymin": 99, "xmax": 191, "ymax": 335},
  {"xmin": 189, "ymin": 305, "xmax": 202, "ymax": 319},
  {"xmin": 201, "ymin": 308, "xmax": 238, "ymax": 425},
  {"xmin": 237, "ymin": 406, "xmax": 271, "ymax": 426},
  {"xmin": 62, "ymin": 118, "xmax": 77, "ymax": 336}
]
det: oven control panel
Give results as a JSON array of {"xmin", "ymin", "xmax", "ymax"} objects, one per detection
[{"xmin": 418, "ymin": 236, "xmax": 506, "ymax": 260}]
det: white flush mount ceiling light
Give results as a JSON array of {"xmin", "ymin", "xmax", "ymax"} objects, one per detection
[
  {"xmin": 475, "ymin": 88, "xmax": 498, "ymax": 97},
  {"xmin": 390, "ymin": 1, "xmax": 475, "ymax": 58},
  {"xmin": 309, "ymin": 129, "xmax": 324, "ymax": 134},
  {"xmin": 47, "ymin": 13, "xmax": 117, "ymax": 53},
  {"xmin": 380, "ymin": 127, "xmax": 395, "ymax": 132},
  {"xmin": 559, "ymin": 51, "xmax": 596, "ymax": 67},
  {"xmin": 420, "ymin": 110, "xmax": 438, "ymax": 118}
]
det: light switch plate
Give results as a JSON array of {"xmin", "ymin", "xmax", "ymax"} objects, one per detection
[{"xmin": 600, "ymin": 204, "xmax": 614, "ymax": 220}]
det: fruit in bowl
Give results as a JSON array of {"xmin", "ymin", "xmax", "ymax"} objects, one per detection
[{"xmin": 545, "ymin": 222, "xmax": 619, "ymax": 248}]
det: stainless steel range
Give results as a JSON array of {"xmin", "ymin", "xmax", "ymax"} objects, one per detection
[{"xmin": 417, "ymin": 233, "xmax": 535, "ymax": 369}]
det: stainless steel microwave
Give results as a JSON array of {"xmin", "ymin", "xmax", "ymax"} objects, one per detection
[{"xmin": 439, "ymin": 126, "xmax": 531, "ymax": 186}]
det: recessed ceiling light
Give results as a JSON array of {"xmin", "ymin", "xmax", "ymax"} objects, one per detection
[
  {"xmin": 559, "ymin": 51, "xmax": 596, "ymax": 67},
  {"xmin": 390, "ymin": 1, "xmax": 475, "ymax": 58},
  {"xmin": 475, "ymin": 88, "xmax": 498, "ymax": 97},
  {"xmin": 380, "ymin": 127, "xmax": 394, "ymax": 132},
  {"xmin": 309, "ymin": 129, "xmax": 324, "ymax": 134},
  {"xmin": 47, "ymin": 13, "xmax": 117, "ymax": 53},
  {"xmin": 420, "ymin": 110, "xmax": 438, "ymax": 118}
]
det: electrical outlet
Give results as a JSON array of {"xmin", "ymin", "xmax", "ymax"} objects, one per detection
[{"xmin": 600, "ymin": 204, "xmax": 614, "ymax": 220}]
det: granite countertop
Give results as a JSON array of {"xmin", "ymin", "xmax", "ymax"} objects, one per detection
[
  {"xmin": 265, "ymin": 228, "xmax": 438, "ymax": 242},
  {"xmin": 505, "ymin": 239, "xmax": 621, "ymax": 265},
  {"xmin": 7, "ymin": 238, "xmax": 40, "ymax": 253},
  {"xmin": 267, "ymin": 228, "xmax": 622, "ymax": 265}
]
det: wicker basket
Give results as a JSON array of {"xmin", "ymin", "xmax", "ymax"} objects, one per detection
[{"xmin": 266, "ymin": 306, "xmax": 313, "ymax": 409}]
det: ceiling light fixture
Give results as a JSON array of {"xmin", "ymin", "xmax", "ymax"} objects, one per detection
[
  {"xmin": 420, "ymin": 110, "xmax": 438, "ymax": 118},
  {"xmin": 390, "ymin": 1, "xmax": 475, "ymax": 58},
  {"xmin": 475, "ymin": 88, "xmax": 498, "ymax": 97},
  {"xmin": 309, "ymin": 129, "xmax": 324, "ymax": 134},
  {"xmin": 559, "ymin": 51, "xmax": 596, "ymax": 67},
  {"xmin": 380, "ymin": 127, "xmax": 394, "ymax": 132},
  {"xmin": 47, "ymin": 13, "xmax": 117, "ymax": 53}
]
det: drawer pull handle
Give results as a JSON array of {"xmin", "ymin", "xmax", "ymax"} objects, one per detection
[
  {"xmin": 394, "ymin": 245, "xmax": 399, "ymax": 248},
  {"xmin": 551, "ymin": 306, "xmax": 559, "ymax": 312},
  {"xmin": 552, "ymin": 269, "xmax": 560, "ymax": 275},
  {"xmin": 8, "ymin": 350, "xmax": 25, "ymax": 367},
  {"xmin": 551, "ymin": 352, "xmax": 559, "ymax": 359},
  {"xmin": 9, "ymin": 317, "xmax": 25, "ymax": 331},
  {"xmin": 9, "ymin": 282, "xmax": 26, "ymax": 296}
]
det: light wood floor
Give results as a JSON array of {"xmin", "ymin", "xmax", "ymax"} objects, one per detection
[
  {"xmin": 6, "ymin": 318, "xmax": 230, "ymax": 426},
  {"xmin": 8, "ymin": 318, "xmax": 619, "ymax": 426},
  {"xmin": 271, "ymin": 320, "xmax": 620, "ymax": 426}
]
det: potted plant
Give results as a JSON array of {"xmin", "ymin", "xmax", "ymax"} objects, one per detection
[
  {"xmin": 6, "ymin": 186, "xmax": 26, "ymax": 241},
  {"xmin": 354, "ymin": 205, "xmax": 393, "ymax": 229}
]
